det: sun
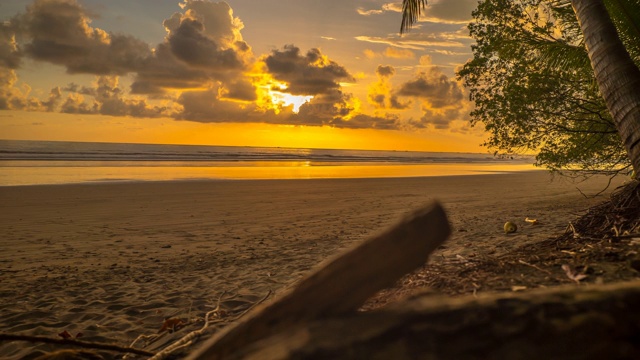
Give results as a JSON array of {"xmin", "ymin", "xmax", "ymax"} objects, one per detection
[
  {"xmin": 250, "ymin": 70, "xmax": 313, "ymax": 113},
  {"xmin": 269, "ymin": 90, "xmax": 313, "ymax": 113}
]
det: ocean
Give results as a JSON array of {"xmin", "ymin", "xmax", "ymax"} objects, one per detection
[{"xmin": 0, "ymin": 140, "xmax": 536, "ymax": 186}]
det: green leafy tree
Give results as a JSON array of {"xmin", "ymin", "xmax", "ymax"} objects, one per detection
[{"xmin": 401, "ymin": 0, "xmax": 640, "ymax": 176}]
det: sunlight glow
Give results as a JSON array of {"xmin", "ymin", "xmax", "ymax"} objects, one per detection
[
  {"xmin": 0, "ymin": 111, "xmax": 487, "ymax": 153},
  {"xmin": 270, "ymin": 90, "xmax": 313, "ymax": 113},
  {"xmin": 249, "ymin": 70, "xmax": 313, "ymax": 113}
]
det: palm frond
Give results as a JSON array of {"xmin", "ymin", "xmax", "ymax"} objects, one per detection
[
  {"xmin": 535, "ymin": 39, "xmax": 591, "ymax": 70},
  {"xmin": 605, "ymin": 0, "xmax": 640, "ymax": 63},
  {"xmin": 400, "ymin": 0, "xmax": 428, "ymax": 34}
]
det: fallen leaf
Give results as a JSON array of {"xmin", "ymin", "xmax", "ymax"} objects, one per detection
[
  {"xmin": 58, "ymin": 330, "xmax": 72, "ymax": 339},
  {"xmin": 158, "ymin": 318, "xmax": 186, "ymax": 333}
]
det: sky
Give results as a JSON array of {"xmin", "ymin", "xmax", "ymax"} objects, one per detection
[{"xmin": 0, "ymin": 0, "xmax": 486, "ymax": 152}]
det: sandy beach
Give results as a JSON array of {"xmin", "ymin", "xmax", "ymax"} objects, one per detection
[{"xmin": 0, "ymin": 171, "xmax": 627, "ymax": 358}]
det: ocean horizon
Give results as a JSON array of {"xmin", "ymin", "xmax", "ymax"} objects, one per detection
[{"xmin": 0, "ymin": 139, "xmax": 537, "ymax": 186}]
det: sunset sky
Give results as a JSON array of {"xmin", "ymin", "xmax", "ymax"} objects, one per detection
[{"xmin": 0, "ymin": 0, "xmax": 486, "ymax": 152}]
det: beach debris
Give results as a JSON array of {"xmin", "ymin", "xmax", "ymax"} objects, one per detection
[
  {"xmin": 123, "ymin": 291, "xmax": 272, "ymax": 360},
  {"xmin": 561, "ymin": 264, "xmax": 588, "ymax": 283},
  {"xmin": 504, "ymin": 221, "xmax": 517, "ymax": 234},
  {"xmin": 147, "ymin": 290, "xmax": 272, "ymax": 360},
  {"xmin": 511, "ymin": 285, "xmax": 527, "ymax": 292},
  {"xmin": 158, "ymin": 318, "xmax": 186, "ymax": 334},
  {"xmin": 58, "ymin": 331, "xmax": 73, "ymax": 340},
  {"xmin": 57, "ymin": 331, "xmax": 82, "ymax": 340},
  {"xmin": 612, "ymin": 225, "xmax": 621, "ymax": 237},
  {"xmin": 567, "ymin": 222, "xmax": 580, "ymax": 239},
  {"xmin": 524, "ymin": 217, "xmax": 539, "ymax": 225}
]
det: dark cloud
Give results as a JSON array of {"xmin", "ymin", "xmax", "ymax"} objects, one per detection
[
  {"xmin": 264, "ymin": 45, "xmax": 353, "ymax": 95},
  {"xmin": 42, "ymin": 86, "xmax": 62, "ymax": 111},
  {"xmin": 330, "ymin": 113, "xmax": 400, "ymax": 130},
  {"xmin": 6, "ymin": 0, "xmax": 254, "ymax": 96},
  {"xmin": 60, "ymin": 93, "xmax": 95, "ymax": 114},
  {"xmin": 223, "ymin": 79, "xmax": 257, "ymax": 101},
  {"xmin": 387, "ymin": 67, "xmax": 471, "ymax": 129},
  {"xmin": 176, "ymin": 87, "xmax": 265, "ymax": 123},
  {"xmin": 175, "ymin": 1, "xmax": 244, "ymax": 46},
  {"xmin": 167, "ymin": 20, "xmax": 242, "ymax": 70},
  {"xmin": 376, "ymin": 65, "xmax": 395, "ymax": 77},
  {"xmin": 128, "ymin": 42, "xmax": 209, "ymax": 95},
  {"xmin": 165, "ymin": 14, "xmax": 247, "ymax": 71},
  {"xmin": 389, "ymin": 95, "xmax": 410, "ymax": 110},
  {"xmin": 291, "ymin": 89, "xmax": 354, "ymax": 125},
  {"xmin": 62, "ymin": 83, "xmax": 78, "ymax": 92},
  {"xmin": 397, "ymin": 68, "xmax": 464, "ymax": 108},
  {"xmin": 420, "ymin": 107, "xmax": 466, "ymax": 130},
  {"xmin": 131, "ymin": 0, "xmax": 254, "ymax": 94},
  {"xmin": 61, "ymin": 75, "xmax": 171, "ymax": 117},
  {"xmin": 14, "ymin": 0, "xmax": 152, "ymax": 75}
]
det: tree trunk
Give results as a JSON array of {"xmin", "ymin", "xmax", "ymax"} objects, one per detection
[{"xmin": 572, "ymin": 0, "xmax": 640, "ymax": 175}]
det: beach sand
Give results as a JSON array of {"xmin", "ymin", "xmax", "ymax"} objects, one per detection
[{"xmin": 0, "ymin": 171, "xmax": 627, "ymax": 358}]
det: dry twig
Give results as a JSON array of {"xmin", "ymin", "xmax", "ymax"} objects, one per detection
[
  {"xmin": 0, "ymin": 333, "xmax": 154, "ymax": 357},
  {"xmin": 149, "ymin": 290, "xmax": 271, "ymax": 360},
  {"xmin": 518, "ymin": 260, "xmax": 552, "ymax": 275}
]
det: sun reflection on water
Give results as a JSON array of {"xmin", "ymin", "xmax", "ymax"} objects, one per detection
[{"xmin": 0, "ymin": 161, "xmax": 538, "ymax": 186}]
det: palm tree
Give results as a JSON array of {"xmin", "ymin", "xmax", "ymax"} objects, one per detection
[
  {"xmin": 571, "ymin": 0, "xmax": 640, "ymax": 175},
  {"xmin": 400, "ymin": 0, "xmax": 640, "ymax": 175}
]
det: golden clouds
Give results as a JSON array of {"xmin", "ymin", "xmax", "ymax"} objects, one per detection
[
  {"xmin": 0, "ymin": 0, "xmax": 475, "ymax": 134},
  {"xmin": 367, "ymin": 65, "xmax": 410, "ymax": 110},
  {"xmin": 363, "ymin": 61, "xmax": 472, "ymax": 130},
  {"xmin": 398, "ymin": 67, "xmax": 470, "ymax": 129},
  {"xmin": 419, "ymin": 55, "xmax": 433, "ymax": 66},
  {"xmin": 384, "ymin": 47, "xmax": 415, "ymax": 59},
  {"xmin": 364, "ymin": 47, "xmax": 415, "ymax": 59}
]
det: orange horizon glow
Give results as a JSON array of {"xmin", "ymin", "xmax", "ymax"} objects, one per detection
[{"xmin": 0, "ymin": 110, "xmax": 488, "ymax": 154}]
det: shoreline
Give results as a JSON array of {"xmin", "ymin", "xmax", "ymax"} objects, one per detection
[
  {"xmin": 0, "ymin": 162, "xmax": 538, "ymax": 187},
  {"xmin": 0, "ymin": 168, "xmax": 544, "ymax": 187},
  {"xmin": 0, "ymin": 172, "xmax": 626, "ymax": 358}
]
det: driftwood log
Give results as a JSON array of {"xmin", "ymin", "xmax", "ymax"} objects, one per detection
[
  {"xmin": 226, "ymin": 280, "xmax": 640, "ymax": 359},
  {"xmin": 188, "ymin": 202, "xmax": 451, "ymax": 359}
]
